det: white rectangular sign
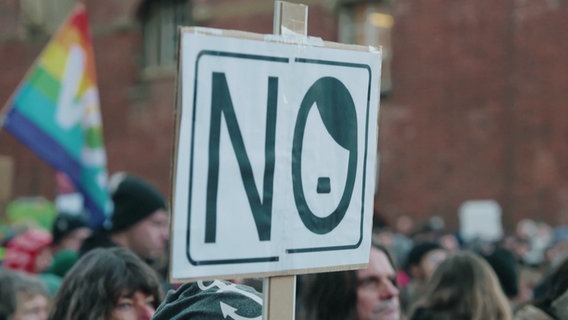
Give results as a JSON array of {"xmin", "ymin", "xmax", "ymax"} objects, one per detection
[{"xmin": 171, "ymin": 28, "xmax": 381, "ymax": 281}]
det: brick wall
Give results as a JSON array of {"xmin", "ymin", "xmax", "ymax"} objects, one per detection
[
  {"xmin": 1, "ymin": 0, "xmax": 567, "ymax": 231},
  {"xmin": 377, "ymin": 0, "xmax": 568, "ymax": 230}
]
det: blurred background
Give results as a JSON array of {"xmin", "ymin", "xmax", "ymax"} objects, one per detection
[{"xmin": 1, "ymin": 0, "xmax": 567, "ymax": 233}]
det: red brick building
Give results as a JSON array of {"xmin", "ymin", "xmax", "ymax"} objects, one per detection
[{"xmin": 1, "ymin": 0, "xmax": 567, "ymax": 231}]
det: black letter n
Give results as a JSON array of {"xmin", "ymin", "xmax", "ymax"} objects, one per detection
[{"xmin": 205, "ymin": 72, "xmax": 277, "ymax": 243}]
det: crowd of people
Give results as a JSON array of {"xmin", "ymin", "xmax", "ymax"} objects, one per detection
[
  {"xmin": 0, "ymin": 172, "xmax": 171, "ymax": 319},
  {"xmin": 2, "ymin": 172, "xmax": 568, "ymax": 319},
  {"xmin": 297, "ymin": 213, "xmax": 568, "ymax": 320},
  {"xmin": 296, "ymin": 214, "xmax": 568, "ymax": 320}
]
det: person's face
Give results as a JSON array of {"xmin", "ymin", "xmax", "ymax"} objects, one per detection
[
  {"xmin": 109, "ymin": 291, "xmax": 156, "ymax": 320},
  {"xmin": 357, "ymin": 248, "xmax": 400, "ymax": 320},
  {"xmin": 12, "ymin": 294, "xmax": 49, "ymax": 320},
  {"xmin": 126, "ymin": 209, "xmax": 169, "ymax": 260}
]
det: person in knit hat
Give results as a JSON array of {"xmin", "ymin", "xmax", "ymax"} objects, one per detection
[
  {"xmin": 153, "ymin": 280, "xmax": 263, "ymax": 320},
  {"xmin": 51, "ymin": 212, "xmax": 91, "ymax": 254},
  {"xmin": 80, "ymin": 172, "xmax": 169, "ymax": 262}
]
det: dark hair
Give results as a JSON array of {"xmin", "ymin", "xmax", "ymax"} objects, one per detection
[
  {"xmin": 530, "ymin": 255, "xmax": 568, "ymax": 318},
  {"xmin": 48, "ymin": 247, "xmax": 163, "ymax": 320},
  {"xmin": 299, "ymin": 243, "xmax": 396, "ymax": 320},
  {"xmin": 482, "ymin": 247, "xmax": 519, "ymax": 298},
  {"xmin": 0, "ymin": 268, "xmax": 17, "ymax": 319},
  {"xmin": 405, "ymin": 241, "xmax": 442, "ymax": 271}
]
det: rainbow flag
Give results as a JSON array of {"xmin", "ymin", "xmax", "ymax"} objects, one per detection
[{"xmin": 1, "ymin": 3, "xmax": 111, "ymax": 229}]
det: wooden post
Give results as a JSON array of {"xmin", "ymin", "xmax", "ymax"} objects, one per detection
[
  {"xmin": 263, "ymin": 274, "xmax": 297, "ymax": 320},
  {"xmin": 263, "ymin": 2, "xmax": 308, "ymax": 319},
  {"xmin": 273, "ymin": 1, "xmax": 308, "ymax": 36}
]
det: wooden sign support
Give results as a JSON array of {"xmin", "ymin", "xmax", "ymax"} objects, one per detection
[
  {"xmin": 273, "ymin": 1, "xmax": 308, "ymax": 36},
  {"xmin": 262, "ymin": 4, "xmax": 308, "ymax": 320},
  {"xmin": 263, "ymin": 274, "xmax": 297, "ymax": 320}
]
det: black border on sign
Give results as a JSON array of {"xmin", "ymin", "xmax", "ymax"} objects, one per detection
[
  {"xmin": 186, "ymin": 51, "xmax": 372, "ymax": 265},
  {"xmin": 186, "ymin": 50, "xmax": 287, "ymax": 266},
  {"xmin": 285, "ymin": 58, "xmax": 372, "ymax": 254}
]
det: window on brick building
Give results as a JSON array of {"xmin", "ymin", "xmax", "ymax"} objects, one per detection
[
  {"xmin": 338, "ymin": 0, "xmax": 394, "ymax": 95},
  {"xmin": 19, "ymin": 0, "xmax": 77, "ymax": 36},
  {"xmin": 138, "ymin": 0, "xmax": 192, "ymax": 78}
]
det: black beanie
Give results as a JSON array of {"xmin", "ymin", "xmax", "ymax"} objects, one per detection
[
  {"xmin": 109, "ymin": 174, "xmax": 167, "ymax": 233},
  {"xmin": 153, "ymin": 281, "xmax": 263, "ymax": 320},
  {"xmin": 52, "ymin": 212, "xmax": 90, "ymax": 245}
]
